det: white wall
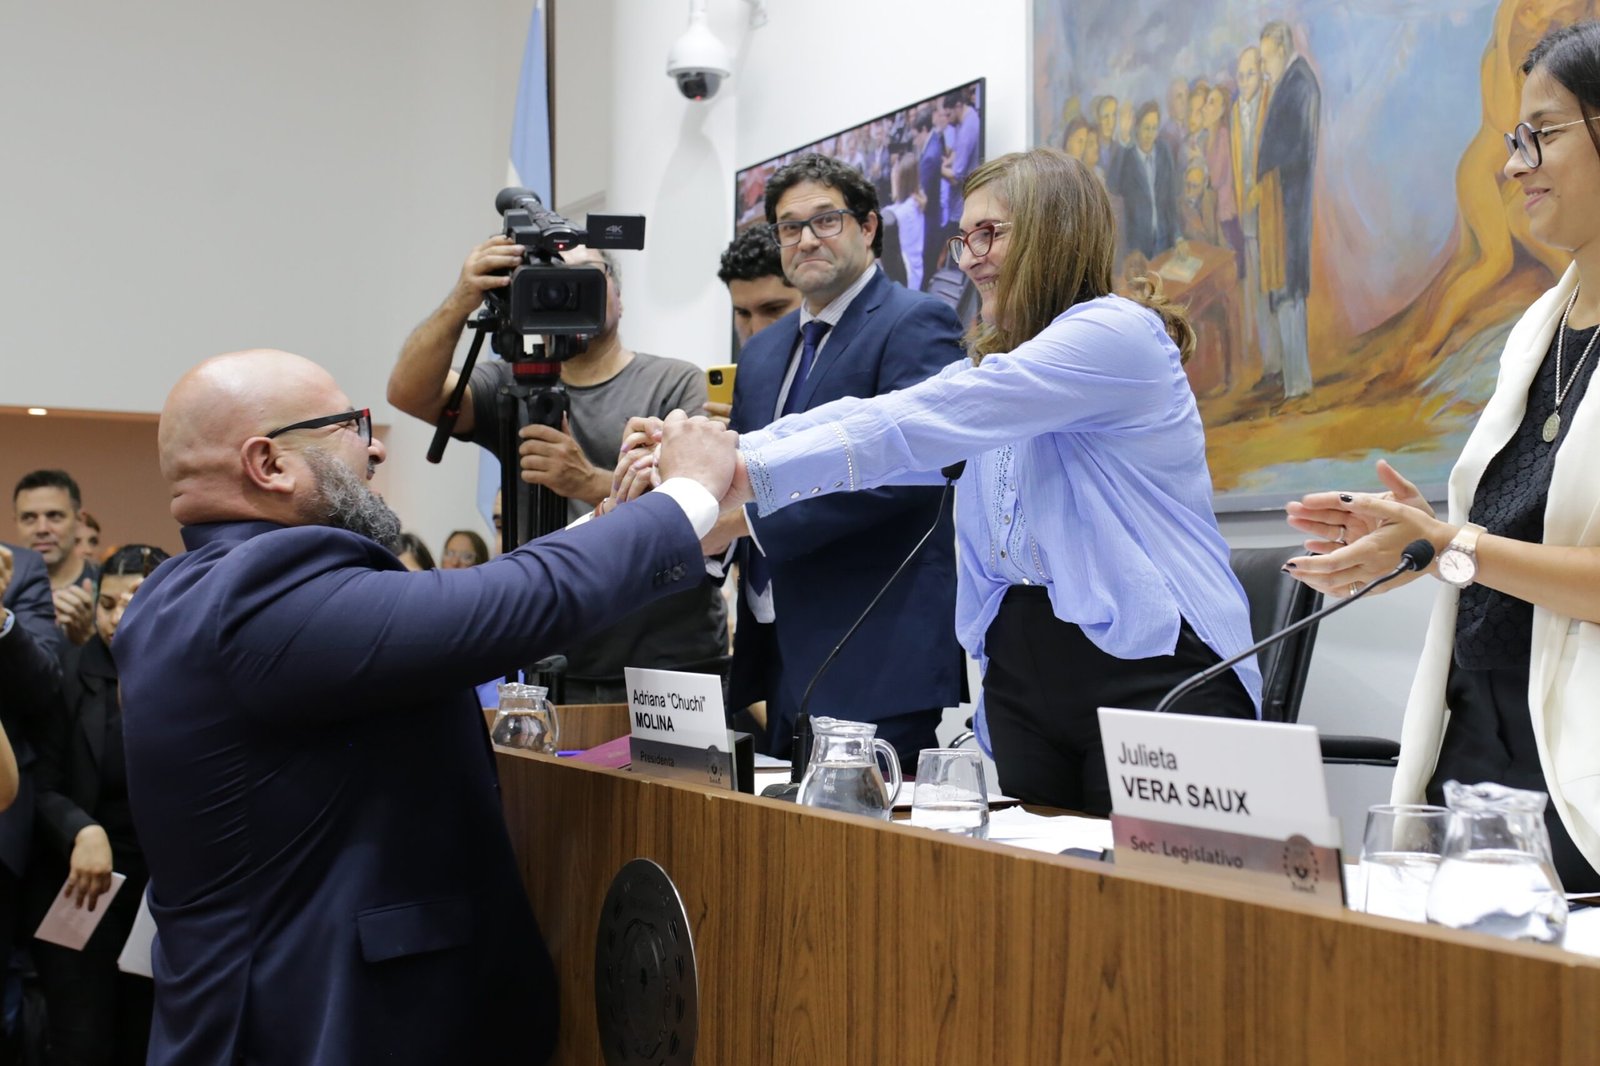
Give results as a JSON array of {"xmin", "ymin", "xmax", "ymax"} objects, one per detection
[{"xmin": 0, "ymin": 0, "xmax": 538, "ymax": 555}]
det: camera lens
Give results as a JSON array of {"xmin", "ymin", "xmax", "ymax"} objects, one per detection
[
  {"xmin": 709, "ymin": 371, "xmax": 723, "ymax": 385},
  {"xmin": 536, "ymin": 280, "xmax": 572, "ymax": 310}
]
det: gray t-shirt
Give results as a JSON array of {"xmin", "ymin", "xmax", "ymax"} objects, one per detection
[{"xmin": 462, "ymin": 353, "xmax": 727, "ymax": 687}]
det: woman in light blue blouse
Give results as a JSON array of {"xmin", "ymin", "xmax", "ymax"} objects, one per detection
[{"xmin": 637, "ymin": 148, "xmax": 1260, "ymax": 813}]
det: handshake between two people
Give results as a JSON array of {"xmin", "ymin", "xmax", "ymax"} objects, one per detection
[{"xmin": 596, "ymin": 411, "xmax": 753, "ymax": 545}]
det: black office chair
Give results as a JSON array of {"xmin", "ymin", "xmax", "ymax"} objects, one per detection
[
  {"xmin": 1228, "ymin": 546, "xmax": 1399, "ymax": 766},
  {"xmin": 948, "ymin": 549, "xmax": 1401, "ymax": 764}
]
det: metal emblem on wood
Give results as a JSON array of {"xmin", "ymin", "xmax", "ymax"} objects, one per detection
[{"xmin": 594, "ymin": 858, "xmax": 698, "ymax": 1066}]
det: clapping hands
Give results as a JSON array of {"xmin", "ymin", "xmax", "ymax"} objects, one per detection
[{"xmin": 1282, "ymin": 460, "xmax": 1450, "ymax": 597}]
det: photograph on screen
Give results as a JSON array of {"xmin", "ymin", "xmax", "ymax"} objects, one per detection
[{"xmin": 734, "ymin": 78, "xmax": 986, "ymax": 322}]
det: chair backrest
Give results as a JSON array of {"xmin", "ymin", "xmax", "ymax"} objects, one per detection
[{"xmin": 1228, "ymin": 545, "xmax": 1324, "ymax": 724}]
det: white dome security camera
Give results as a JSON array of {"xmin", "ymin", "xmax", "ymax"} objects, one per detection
[{"xmin": 667, "ymin": 0, "xmax": 731, "ymax": 101}]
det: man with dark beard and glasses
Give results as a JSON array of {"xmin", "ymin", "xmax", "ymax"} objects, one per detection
[{"xmin": 113, "ymin": 349, "xmax": 736, "ymax": 1066}]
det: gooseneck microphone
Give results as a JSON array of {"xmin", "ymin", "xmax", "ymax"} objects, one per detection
[
  {"xmin": 760, "ymin": 462, "xmax": 965, "ymax": 799},
  {"xmin": 1149, "ymin": 538, "xmax": 1436, "ymax": 716}
]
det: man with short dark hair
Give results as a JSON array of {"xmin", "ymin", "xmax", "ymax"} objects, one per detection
[
  {"xmin": 388, "ymin": 242, "xmax": 729, "ymax": 702},
  {"xmin": 117, "ymin": 348, "xmax": 734, "ymax": 1065},
  {"xmin": 718, "ymin": 224, "xmax": 803, "ymax": 349},
  {"xmin": 13, "ymin": 470, "xmax": 96, "ymax": 646},
  {"xmin": 1114, "ymin": 100, "xmax": 1181, "ymax": 261},
  {"xmin": 706, "ymin": 153, "xmax": 963, "ymax": 771}
]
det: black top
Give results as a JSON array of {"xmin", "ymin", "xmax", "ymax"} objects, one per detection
[{"xmin": 1455, "ymin": 321, "xmax": 1600, "ymax": 669}]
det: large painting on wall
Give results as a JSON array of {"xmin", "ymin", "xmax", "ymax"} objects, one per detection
[
  {"xmin": 1033, "ymin": 0, "xmax": 1582, "ymax": 509},
  {"xmin": 735, "ymin": 79, "xmax": 986, "ymax": 320}
]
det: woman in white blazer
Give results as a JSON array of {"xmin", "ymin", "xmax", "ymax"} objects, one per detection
[{"xmin": 1282, "ymin": 21, "xmax": 1600, "ymax": 892}]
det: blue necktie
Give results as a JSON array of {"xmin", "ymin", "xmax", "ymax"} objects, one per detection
[
  {"xmin": 781, "ymin": 320, "xmax": 832, "ymax": 417},
  {"xmin": 748, "ymin": 320, "xmax": 833, "ymax": 599}
]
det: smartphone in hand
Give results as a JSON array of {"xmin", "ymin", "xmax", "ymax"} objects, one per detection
[{"xmin": 706, "ymin": 364, "xmax": 737, "ymax": 407}]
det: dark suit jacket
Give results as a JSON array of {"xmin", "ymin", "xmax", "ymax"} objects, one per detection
[
  {"xmin": 114, "ymin": 497, "xmax": 702, "ymax": 1066},
  {"xmin": 1114, "ymin": 140, "xmax": 1181, "ymax": 260},
  {"xmin": 729, "ymin": 268, "xmax": 963, "ymax": 727},
  {"xmin": 0, "ymin": 543, "xmax": 62, "ymax": 879},
  {"xmin": 28, "ymin": 634, "xmax": 146, "ymax": 956},
  {"xmin": 1256, "ymin": 53, "xmax": 1321, "ymax": 298}
]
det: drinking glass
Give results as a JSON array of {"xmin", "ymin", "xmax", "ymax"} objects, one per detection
[
  {"xmin": 910, "ymin": 748, "xmax": 990, "ymax": 839},
  {"xmin": 1358, "ymin": 804, "xmax": 1449, "ymax": 921}
]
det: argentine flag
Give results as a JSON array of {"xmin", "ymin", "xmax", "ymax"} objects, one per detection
[{"xmin": 478, "ymin": 0, "xmax": 553, "ymax": 541}]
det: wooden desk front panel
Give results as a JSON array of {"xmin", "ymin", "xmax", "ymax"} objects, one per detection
[{"xmin": 497, "ymin": 751, "xmax": 1600, "ymax": 1065}]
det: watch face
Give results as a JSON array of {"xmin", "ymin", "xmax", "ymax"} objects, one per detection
[{"xmin": 1439, "ymin": 549, "xmax": 1474, "ymax": 585}]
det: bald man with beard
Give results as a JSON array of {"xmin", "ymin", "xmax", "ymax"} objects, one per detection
[{"xmin": 114, "ymin": 350, "xmax": 734, "ymax": 1066}]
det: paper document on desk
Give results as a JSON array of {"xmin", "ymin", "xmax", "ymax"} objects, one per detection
[
  {"xmin": 986, "ymin": 809, "xmax": 1114, "ymax": 855},
  {"xmin": 34, "ymin": 872, "xmax": 126, "ymax": 950}
]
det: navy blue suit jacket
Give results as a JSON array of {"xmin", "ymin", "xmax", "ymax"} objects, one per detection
[
  {"xmin": 729, "ymin": 268, "xmax": 963, "ymax": 725},
  {"xmin": 1114, "ymin": 140, "xmax": 1181, "ymax": 260},
  {"xmin": 0, "ymin": 544, "xmax": 62, "ymax": 877},
  {"xmin": 115, "ymin": 496, "xmax": 702, "ymax": 1065}
]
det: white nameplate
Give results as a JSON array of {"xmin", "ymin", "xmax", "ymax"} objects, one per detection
[
  {"xmin": 624, "ymin": 667, "xmax": 736, "ymax": 790},
  {"xmin": 1098, "ymin": 708, "xmax": 1344, "ymax": 906},
  {"xmin": 624, "ymin": 667, "xmax": 728, "ymax": 749}
]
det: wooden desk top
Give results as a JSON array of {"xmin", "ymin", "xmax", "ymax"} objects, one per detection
[{"xmin": 498, "ymin": 750, "xmax": 1600, "ymax": 1065}]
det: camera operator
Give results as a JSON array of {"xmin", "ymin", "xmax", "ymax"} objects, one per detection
[{"xmin": 388, "ymin": 236, "xmax": 728, "ymax": 704}]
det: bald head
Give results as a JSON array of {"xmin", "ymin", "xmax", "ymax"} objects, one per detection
[{"xmin": 160, "ymin": 350, "xmax": 376, "ymax": 527}]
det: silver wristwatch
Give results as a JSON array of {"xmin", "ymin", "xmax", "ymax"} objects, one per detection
[{"xmin": 1437, "ymin": 523, "xmax": 1486, "ymax": 589}]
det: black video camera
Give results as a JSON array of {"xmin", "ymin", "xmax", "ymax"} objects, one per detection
[{"xmin": 490, "ymin": 187, "xmax": 646, "ymax": 340}]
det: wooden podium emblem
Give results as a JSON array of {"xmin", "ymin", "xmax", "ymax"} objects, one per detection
[{"xmin": 594, "ymin": 859, "xmax": 699, "ymax": 1066}]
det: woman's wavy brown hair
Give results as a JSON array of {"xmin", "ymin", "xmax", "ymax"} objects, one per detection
[{"xmin": 964, "ymin": 147, "xmax": 1195, "ymax": 363}]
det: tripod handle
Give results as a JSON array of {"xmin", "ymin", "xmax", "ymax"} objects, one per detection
[{"xmin": 425, "ymin": 319, "xmax": 490, "ymax": 465}]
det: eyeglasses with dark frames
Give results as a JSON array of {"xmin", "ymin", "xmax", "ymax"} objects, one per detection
[
  {"xmin": 947, "ymin": 221, "xmax": 1014, "ymax": 264},
  {"xmin": 265, "ymin": 408, "xmax": 372, "ymax": 446},
  {"xmin": 1504, "ymin": 115, "xmax": 1600, "ymax": 169},
  {"xmin": 773, "ymin": 208, "xmax": 859, "ymax": 247}
]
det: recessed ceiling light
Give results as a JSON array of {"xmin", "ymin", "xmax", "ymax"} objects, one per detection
[{"xmin": 26, "ymin": 408, "xmax": 47, "ymax": 416}]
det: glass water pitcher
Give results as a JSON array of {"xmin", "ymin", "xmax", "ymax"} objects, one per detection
[
  {"xmin": 490, "ymin": 682, "xmax": 560, "ymax": 755},
  {"xmin": 1424, "ymin": 780, "xmax": 1567, "ymax": 945},
  {"xmin": 796, "ymin": 716, "xmax": 903, "ymax": 820}
]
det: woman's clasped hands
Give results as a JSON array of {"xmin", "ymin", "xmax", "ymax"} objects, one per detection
[{"xmin": 1283, "ymin": 459, "xmax": 1454, "ymax": 598}]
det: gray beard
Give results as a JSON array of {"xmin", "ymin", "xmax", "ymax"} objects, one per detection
[{"xmin": 300, "ymin": 448, "xmax": 403, "ymax": 552}]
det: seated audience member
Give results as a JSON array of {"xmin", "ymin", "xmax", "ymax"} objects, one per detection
[
  {"xmin": 1180, "ymin": 162, "xmax": 1221, "ymax": 245},
  {"xmin": 718, "ymin": 224, "xmax": 803, "ymax": 353},
  {"xmin": 620, "ymin": 148, "xmax": 1259, "ymax": 812},
  {"xmin": 13, "ymin": 470, "xmax": 97, "ymax": 646},
  {"xmin": 1284, "ymin": 22, "xmax": 1600, "ymax": 892},
  {"xmin": 440, "ymin": 529, "xmax": 488, "ymax": 569},
  {"xmin": 30, "ymin": 544, "xmax": 169, "ymax": 1066},
  {"xmin": 114, "ymin": 348, "xmax": 735, "ymax": 1065},
  {"xmin": 394, "ymin": 532, "xmax": 436, "ymax": 571},
  {"xmin": 75, "ymin": 511, "xmax": 102, "ymax": 564}
]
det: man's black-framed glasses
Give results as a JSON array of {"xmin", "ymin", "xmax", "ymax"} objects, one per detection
[
  {"xmin": 947, "ymin": 221, "xmax": 1013, "ymax": 264},
  {"xmin": 773, "ymin": 208, "xmax": 858, "ymax": 247},
  {"xmin": 1504, "ymin": 116, "xmax": 1600, "ymax": 169},
  {"xmin": 265, "ymin": 408, "xmax": 372, "ymax": 445}
]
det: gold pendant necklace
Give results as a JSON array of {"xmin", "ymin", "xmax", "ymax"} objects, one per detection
[{"xmin": 1544, "ymin": 285, "xmax": 1600, "ymax": 443}]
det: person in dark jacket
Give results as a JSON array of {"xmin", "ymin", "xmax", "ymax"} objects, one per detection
[{"xmin": 31, "ymin": 544, "xmax": 168, "ymax": 1065}]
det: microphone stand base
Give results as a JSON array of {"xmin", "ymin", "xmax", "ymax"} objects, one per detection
[{"xmin": 760, "ymin": 782, "xmax": 801, "ymax": 802}]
